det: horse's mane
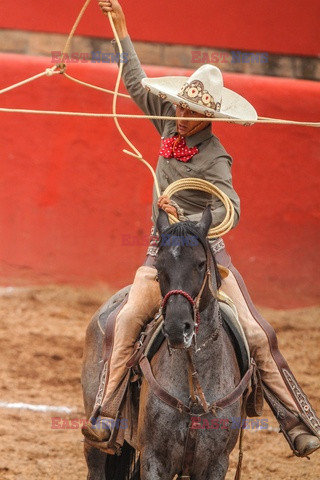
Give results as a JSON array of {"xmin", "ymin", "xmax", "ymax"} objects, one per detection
[
  {"xmin": 158, "ymin": 221, "xmax": 222, "ymax": 290},
  {"xmin": 159, "ymin": 220, "xmax": 206, "ymax": 245}
]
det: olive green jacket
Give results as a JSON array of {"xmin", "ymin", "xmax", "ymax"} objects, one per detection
[{"xmin": 113, "ymin": 36, "xmax": 240, "ymax": 228}]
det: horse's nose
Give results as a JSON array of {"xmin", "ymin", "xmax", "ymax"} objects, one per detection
[
  {"xmin": 162, "ymin": 322, "xmax": 192, "ymax": 338},
  {"xmin": 183, "ymin": 322, "xmax": 192, "ymax": 334}
]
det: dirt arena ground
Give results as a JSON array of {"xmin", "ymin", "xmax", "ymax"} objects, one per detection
[{"xmin": 0, "ymin": 285, "xmax": 319, "ymax": 480}]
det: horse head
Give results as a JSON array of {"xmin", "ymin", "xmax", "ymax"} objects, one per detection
[{"xmin": 156, "ymin": 205, "xmax": 221, "ymax": 349}]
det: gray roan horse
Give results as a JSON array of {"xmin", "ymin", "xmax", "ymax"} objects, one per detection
[{"xmin": 82, "ymin": 206, "xmax": 245, "ymax": 480}]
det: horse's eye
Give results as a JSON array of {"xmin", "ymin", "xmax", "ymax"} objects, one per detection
[{"xmin": 197, "ymin": 261, "xmax": 206, "ymax": 271}]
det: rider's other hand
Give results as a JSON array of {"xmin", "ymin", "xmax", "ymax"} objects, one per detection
[
  {"xmin": 157, "ymin": 195, "xmax": 178, "ymax": 219},
  {"xmin": 157, "ymin": 195, "xmax": 170, "ymax": 209},
  {"xmin": 162, "ymin": 205, "xmax": 178, "ymax": 218}
]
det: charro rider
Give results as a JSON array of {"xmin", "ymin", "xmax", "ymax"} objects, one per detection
[{"xmin": 82, "ymin": 0, "xmax": 320, "ymax": 457}]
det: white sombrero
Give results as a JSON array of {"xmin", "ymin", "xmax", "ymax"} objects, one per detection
[{"xmin": 141, "ymin": 64, "xmax": 257, "ymax": 125}]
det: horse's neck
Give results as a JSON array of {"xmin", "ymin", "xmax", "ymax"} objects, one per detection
[
  {"xmin": 193, "ymin": 298, "xmax": 225, "ymax": 375},
  {"xmin": 198, "ymin": 297, "xmax": 219, "ymax": 341}
]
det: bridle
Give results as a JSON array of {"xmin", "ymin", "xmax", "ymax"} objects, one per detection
[
  {"xmin": 158, "ymin": 239, "xmax": 221, "ymax": 412},
  {"xmin": 159, "ymin": 233, "xmax": 220, "ymax": 338}
]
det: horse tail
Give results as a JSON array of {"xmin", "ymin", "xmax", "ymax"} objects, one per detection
[{"xmin": 105, "ymin": 441, "xmax": 140, "ymax": 480}]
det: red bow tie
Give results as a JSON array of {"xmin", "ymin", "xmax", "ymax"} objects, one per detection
[{"xmin": 159, "ymin": 135, "xmax": 199, "ymax": 162}]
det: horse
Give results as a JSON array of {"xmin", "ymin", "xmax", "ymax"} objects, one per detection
[{"xmin": 81, "ymin": 205, "xmax": 245, "ymax": 480}]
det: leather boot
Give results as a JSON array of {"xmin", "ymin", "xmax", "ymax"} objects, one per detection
[
  {"xmin": 288, "ymin": 424, "xmax": 320, "ymax": 457},
  {"xmin": 82, "ymin": 416, "xmax": 113, "ymax": 442}
]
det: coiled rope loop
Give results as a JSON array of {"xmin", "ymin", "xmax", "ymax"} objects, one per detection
[{"xmin": 163, "ymin": 178, "xmax": 235, "ymax": 238}]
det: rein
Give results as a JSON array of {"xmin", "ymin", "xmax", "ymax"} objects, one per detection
[{"xmin": 139, "ymin": 356, "xmax": 253, "ymax": 416}]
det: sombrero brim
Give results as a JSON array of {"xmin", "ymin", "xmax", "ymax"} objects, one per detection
[{"xmin": 141, "ymin": 76, "xmax": 257, "ymax": 126}]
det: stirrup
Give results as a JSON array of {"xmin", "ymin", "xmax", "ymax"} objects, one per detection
[{"xmin": 84, "ymin": 437, "xmax": 122, "ymax": 456}]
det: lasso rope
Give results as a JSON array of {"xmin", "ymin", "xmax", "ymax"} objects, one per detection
[
  {"xmin": 106, "ymin": 11, "xmax": 161, "ymax": 197},
  {"xmin": 163, "ymin": 179, "xmax": 234, "ymax": 238},
  {"xmin": 0, "ymin": 0, "xmax": 319, "ymax": 237},
  {"xmin": 60, "ymin": 0, "xmax": 92, "ymax": 59},
  {"xmin": 0, "ymin": 66, "xmax": 59, "ymax": 94},
  {"xmin": 0, "ymin": 106, "xmax": 319, "ymax": 127},
  {"xmin": 63, "ymin": 72, "xmax": 130, "ymax": 99}
]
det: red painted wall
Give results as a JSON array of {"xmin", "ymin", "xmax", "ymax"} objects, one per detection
[
  {"xmin": 0, "ymin": 54, "xmax": 319, "ymax": 308},
  {"xmin": 0, "ymin": 0, "xmax": 319, "ymax": 56}
]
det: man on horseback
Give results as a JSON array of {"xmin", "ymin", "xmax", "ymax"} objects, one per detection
[{"xmin": 82, "ymin": 0, "xmax": 320, "ymax": 458}]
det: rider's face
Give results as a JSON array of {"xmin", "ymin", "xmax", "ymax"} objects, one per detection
[{"xmin": 175, "ymin": 105, "xmax": 209, "ymax": 137}]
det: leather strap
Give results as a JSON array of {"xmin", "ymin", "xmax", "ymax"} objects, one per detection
[
  {"xmin": 262, "ymin": 382, "xmax": 300, "ymax": 433},
  {"xmin": 126, "ymin": 314, "xmax": 163, "ymax": 368},
  {"xmin": 214, "ymin": 364, "xmax": 253, "ymax": 410},
  {"xmin": 214, "ymin": 252, "xmax": 320, "ymax": 438},
  {"xmin": 139, "ymin": 355, "xmax": 254, "ymax": 416},
  {"xmin": 246, "ymin": 363, "xmax": 264, "ymax": 417},
  {"xmin": 180, "ymin": 418, "xmax": 199, "ymax": 479},
  {"xmin": 143, "ymin": 253, "xmax": 157, "ymax": 267},
  {"xmin": 226, "ymin": 263, "xmax": 320, "ymax": 435},
  {"xmin": 140, "ymin": 355, "xmax": 188, "ymax": 413}
]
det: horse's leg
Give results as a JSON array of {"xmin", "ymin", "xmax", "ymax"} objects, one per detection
[
  {"xmin": 192, "ymin": 455, "xmax": 230, "ymax": 480},
  {"xmin": 139, "ymin": 447, "xmax": 177, "ymax": 480},
  {"xmin": 190, "ymin": 418, "xmax": 239, "ymax": 480},
  {"xmin": 138, "ymin": 379, "xmax": 185, "ymax": 480},
  {"xmin": 84, "ymin": 442, "xmax": 107, "ymax": 480}
]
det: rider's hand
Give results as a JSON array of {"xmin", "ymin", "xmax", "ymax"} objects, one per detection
[
  {"xmin": 157, "ymin": 195, "xmax": 178, "ymax": 219},
  {"xmin": 98, "ymin": 0, "xmax": 128, "ymax": 39}
]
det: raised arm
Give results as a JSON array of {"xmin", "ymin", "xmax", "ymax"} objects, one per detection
[
  {"xmin": 98, "ymin": 0, "xmax": 128, "ymax": 39},
  {"xmin": 97, "ymin": 0, "xmax": 175, "ymax": 134}
]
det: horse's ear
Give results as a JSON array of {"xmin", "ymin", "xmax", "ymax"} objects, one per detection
[
  {"xmin": 195, "ymin": 204, "xmax": 212, "ymax": 237},
  {"xmin": 157, "ymin": 208, "xmax": 171, "ymax": 234}
]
